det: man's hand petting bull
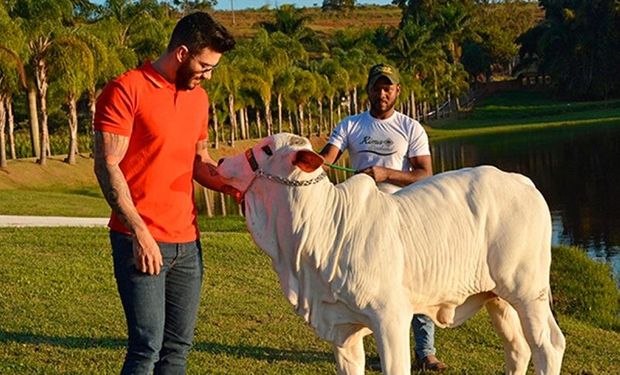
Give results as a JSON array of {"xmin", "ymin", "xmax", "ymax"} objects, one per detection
[
  {"xmin": 358, "ymin": 165, "xmax": 390, "ymax": 183},
  {"xmin": 221, "ymin": 184, "xmax": 243, "ymax": 204}
]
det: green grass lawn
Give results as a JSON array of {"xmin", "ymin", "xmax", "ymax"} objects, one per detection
[
  {"xmin": 1, "ymin": 224, "xmax": 618, "ymax": 374},
  {"xmin": 426, "ymin": 91, "xmax": 620, "ymax": 141},
  {"xmin": 1, "ymin": 91, "xmax": 619, "ymax": 373}
]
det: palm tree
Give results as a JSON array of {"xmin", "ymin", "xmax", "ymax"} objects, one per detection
[
  {"xmin": 317, "ymin": 58, "xmax": 349, "ymax": 130},
  {"xmin": 0, "ymin": 1, "xmax": 33, "ymax": 157},
  {"xmin": 82, "ymin": 20, "xmax": 134, "ymax": 130},
  {"xmin": 0, "ymin": 56, "xmax": 21, "ymax": 167},
  {"xmin": 0, "ymin": 52, "xmax": 24, "ymax": 166},
  {"xmin": 211, "ymin": 54, "xmax": 241, "ymax": 146},
  {"xmin": 48, "ymin": 34, "xmax": 95, "ymax": 164},
  {"xmin": 260, "ymin": 4, "xmax": 310, "ymax": 37},
  {"xmin": 10, "ymin": 0, "xmax": 75, "ymax": 165},
  {"xmin": 332, "ymin": 48, "xmax": 368, "ymax": 115},
  {"xmin": 202, "ymin": 77, "xmax": 227, "ymax": 149},
  {"xmin": 289, "ymin": 68, "xmax": 316, "ymax": 137},
  {"xmin": 388, "ymin": 19, "xmax": 444, "ymax": 120},
  {"xmin": 273, "ymin": 68, "xmax": 295, "ymax": 134},
  {"xmin": 269, "ymin": 32, "xmax": 308, "ymax": 133}
]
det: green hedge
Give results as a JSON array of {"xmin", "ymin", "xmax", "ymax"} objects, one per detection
[
  {"xmin": 551, "ymin": 246, "xmax": 620, "ymax": 331},
  {"xmin": 11, "ymin": 131, "xmax": 93, "ymax": 159}
]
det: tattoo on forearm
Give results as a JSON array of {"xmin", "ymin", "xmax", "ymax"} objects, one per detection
[{"xmin": 94, "ymin": 131, "xmax": 145, "ymax": 233}]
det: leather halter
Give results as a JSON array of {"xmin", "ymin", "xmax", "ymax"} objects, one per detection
[{"xmin": 245, "ymin": 148, "xmax": 259, "ymax": 172}]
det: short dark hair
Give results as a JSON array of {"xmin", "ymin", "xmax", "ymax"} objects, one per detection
[{"xmin": 167, "ymin": 12, "xmax": 235, "ymax": 54}]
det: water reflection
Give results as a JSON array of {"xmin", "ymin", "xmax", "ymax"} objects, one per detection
[{"xmin": 432, "ymin": 124, "xmax": 620, "ymax": 282}]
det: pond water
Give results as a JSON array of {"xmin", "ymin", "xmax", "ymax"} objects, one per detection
[{"xmin": 431, "ymin": 124, "xmax": 620, "ymax": 283}]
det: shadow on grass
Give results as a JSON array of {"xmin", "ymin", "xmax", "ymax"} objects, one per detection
[
  {"xmin": 193, "ymin": 341, "xmax": 332, "ymax": 363},
  {"xmin": 0, "ymin": 331, "xmax": 332, "ymax": 364},
  {"xmin": 0, "ymin": 331, "xmax": 126, "ymax": 349}
]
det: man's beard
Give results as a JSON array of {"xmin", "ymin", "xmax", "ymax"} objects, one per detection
[
  {"xmin": 370, "ymin": 97, "xmax": 396, "ymax": 114},
  {"xmin": 175, "ymin": 60, "xmax": 196, "ymax": 90}
]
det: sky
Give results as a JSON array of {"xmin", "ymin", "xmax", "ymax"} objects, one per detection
[
  {"xmin": 90, "ymin": 1, "xmax": 395, "ymax": 11},
  {"xmin": 213, "ymin": 1, "xmax": 394, "ymax": 10}
]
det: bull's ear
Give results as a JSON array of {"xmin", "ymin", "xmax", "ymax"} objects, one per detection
[{"xmin": 293, "ymin": 150, "xmax": 324, "ymax": 172}]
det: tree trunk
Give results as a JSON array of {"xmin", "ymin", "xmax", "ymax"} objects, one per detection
[
  {"xmin": 297, "ymin": 104, "xmax": 304, "ymax": 136},
  {"xmin": 212, "ymin": 103, "xmax": 219, "ymax": 149},
  {"xmin": 256, "ymin": 109, "xmax": 262, "ymax": 139},
  {"xmin": 36, "ymin": 56, "xmax": 50, "ymax": 165},
  {"xmin": 87, "ymin": 89, "xmax": 100, "ymax": 156},
  {"xmin": 203, "ymin": 187, "xmax": 213, "ymax": 218},
  {"xmin": 0, "ymin": 95, "xmax": 6, "ymax": 168},
  {"xmin": 219, "ymin": 192, "xmax": 227, "ymax": 216},
  {"xmin": 238, "ymin": 108, "xmax": 246, "ymax": 140},
  {"xmin": 434, "ymin": 70, "xmax": 440, "ymax": 120},
  {"xmin": 6, "ymin": 95, "xmax": 16, "ymax": 159},
  {"xmin": 346, "ymin": 92, "xmax": 352, "ymax": 115},
  {"xmin": 352, "ymin": 87, "xmax": 358, "ymax": 114},
  {"xmin": 27, "ymin": 85, "xmax": 40, "ymax": 158},
  {"xmin": 329, "ymin": 96, "xmax": 334, "ymax": 132},
  {"xmin": 89, "ymin": 91, "xmax": 96, "ymax": 130},
  {"xmin": 287, "ymin": 110, "xmax": 293, "ymax": 133},
  {"xmin": 244, "ymin": 108, "xmax": 250, "ymax": 138},
  {"xmin": 317, "ymin": 99, "xmax": 323, "ymax": 136},
  {"xmin": 307, "ymin": 103, "xmax": 313, "ymax": 136},
  {"xmin": 337, "ymin": 101, "xmax": 342, "ymax": 123},
  {"xmin": 264, "ymin": 96, "xmax": 272, "ymax": 136},
  {"xmin": 410, "ymin": 90, "xmax": 417, "ymax": 120},
  {"xmin": 277, "ymin": 93, "xmax": 283, "ymax": 133},
  {"xmin": 65, "ymin": 94, "xmax": 79, "ymax": 165},
  {"xmin": 227, "ymin": 94, "xmax": 236, "ymax": 146}
]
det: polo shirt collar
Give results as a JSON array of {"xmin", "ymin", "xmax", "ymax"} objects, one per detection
[{"xmin": 141, "ymin": 61, "xmax": 176, "ymax": 89}]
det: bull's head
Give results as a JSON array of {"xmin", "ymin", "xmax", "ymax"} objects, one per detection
[
  {"xmin": 216, "ymin": 133, "xmax": 325, "ymax": 195},
  {"xmin": 217, "ymin": 134, "xmax": 326, "ymax": 307}
]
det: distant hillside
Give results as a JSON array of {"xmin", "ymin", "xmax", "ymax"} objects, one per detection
[{"xmin": 212, "ymin": 5, "xmax": 401, "ymax": 38}]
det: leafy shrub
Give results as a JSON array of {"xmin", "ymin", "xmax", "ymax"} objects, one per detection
[
  {"xmin": 12, "ymin": 130, "xmax": 93, "ymax": 159},
  {"xmin": 550, "ymin": 246, "xmax": 620, "ymax": 331}
]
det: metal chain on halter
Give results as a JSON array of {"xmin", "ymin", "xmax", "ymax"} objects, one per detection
[{"xmin": 256, "ymin": 169, "xmax": 327, "ymax": 187}]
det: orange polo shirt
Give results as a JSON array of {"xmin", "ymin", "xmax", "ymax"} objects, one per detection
[{"xmin": 94, "ymin": 61, "xmax": 209, "ymax": 242}]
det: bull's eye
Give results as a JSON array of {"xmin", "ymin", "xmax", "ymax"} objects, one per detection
[{"xmin": 261, "ymin": 146, "xmax": 273, "ymax": 156}]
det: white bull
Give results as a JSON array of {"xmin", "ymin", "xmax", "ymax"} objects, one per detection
[{"xmin": 216, "ymin": 133, "xmax": 565, "ymax": 375}]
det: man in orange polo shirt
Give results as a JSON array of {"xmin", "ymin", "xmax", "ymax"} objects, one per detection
[{"xmin": 94, "ymin": 12, "xmax": 237, "ymax": 375}]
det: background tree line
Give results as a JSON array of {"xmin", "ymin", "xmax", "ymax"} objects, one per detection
[{"xmin": 0, "ymin": 0, "xmax": 614, "ymax": 167}]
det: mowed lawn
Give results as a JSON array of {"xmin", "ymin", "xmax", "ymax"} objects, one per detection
[
  {"xmin": 427, "ymin": 91, "xmax": 620, "ymax": 141},
  {"xmin": 1, "ymin": 224, "xmax": 619, "ymax": 374}
]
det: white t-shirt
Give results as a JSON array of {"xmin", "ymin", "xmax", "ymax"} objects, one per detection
[{"xmin": 327, "ymin": 110, "xmax": 430, "ymax": 193}]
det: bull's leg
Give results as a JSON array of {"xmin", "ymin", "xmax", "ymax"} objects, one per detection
[
  {"xmin": 514, "ymin": 299, "xmax": 565, "ymax": 375},
  {"xmin": 372, "ymin": 311, "xmax": 412, "ymax": 375},
  {"xmin": 485, "ymin": 297, "xmax": 531, "ymax": 375},
  {"xmin": 332, "ymin": 329, "xmax": 366, "ymax": 375}
]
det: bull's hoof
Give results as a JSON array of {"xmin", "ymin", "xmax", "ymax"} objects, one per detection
[
  {"xmin": 415, "ymin": 354, "xmax": 447, "ymax": 372},
  {"xmin": 366, "ymin": 355, "xmax": 448, "ymax": 372}
]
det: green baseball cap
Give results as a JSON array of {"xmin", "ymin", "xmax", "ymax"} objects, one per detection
[{"xmin": 367, "ymin": 63, "xmax": 400, "ymax": 89}]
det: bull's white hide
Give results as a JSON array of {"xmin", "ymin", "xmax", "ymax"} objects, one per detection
[{"xmin": 217, "ymin": 133, "xmax": 565, "ymax": 375}]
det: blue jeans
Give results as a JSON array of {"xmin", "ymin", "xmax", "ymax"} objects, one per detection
[
  {"xmin": 413, "ymin": 314, "xmax": 436, "ymax": 359},
  {"xmin": 111, "ymin": 231, "xmax": 203, "ymax": 375}
]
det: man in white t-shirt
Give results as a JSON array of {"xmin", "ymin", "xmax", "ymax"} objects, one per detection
[{"xmin": 320, "ymin": 63, "xmax": 447, "ymax": 372}]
